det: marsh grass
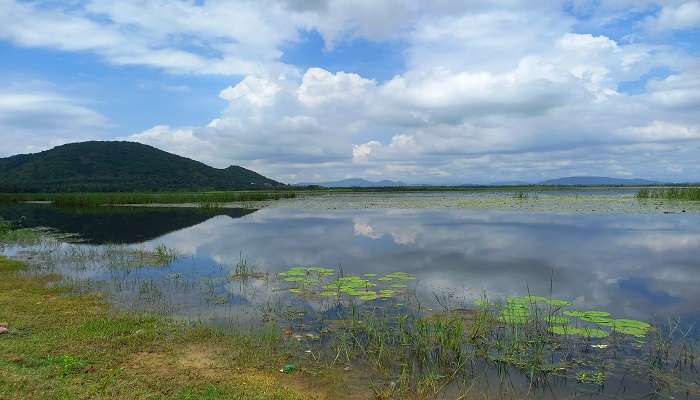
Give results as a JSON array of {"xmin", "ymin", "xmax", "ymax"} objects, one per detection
[
  {"xmin": 0, "ymin": 256, "xmax": 353, "ymax": 400},
  {"xmin": 230, "ymin": 253, "xmax": 268, "ymax": 280},
  {"xmin": 33, "ymin": 242, "xmax": 182, "ymax": 270},
  {"xmin": 512, "ymin": 191, "xmax": 536, "ymax": 200},
  {"xmin": 0, "ymin": 191, "xmax": 298, "ymax": 207},
  {"xmin": 637, "ymin": 188, "xmax": 700, "ymax": 201},
  {"xmin": 273, "ymin": 285, "xmax": 698, "ymax": 399},
  {"xmin": 0, "ymin": 218, "xmax": 42, "ymax": 246}
]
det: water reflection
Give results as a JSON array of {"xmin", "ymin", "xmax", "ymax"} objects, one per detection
[
  {"xmin": 3, "ymin": 205, "xmax": 700, "ymax": 325},
  {"xmin": 151, "ymin": 208, "xmax": 700, "ymax": 324},
  {"xmin": 0, "ymin": 203, "xmax": 255, "ymax": 244}
]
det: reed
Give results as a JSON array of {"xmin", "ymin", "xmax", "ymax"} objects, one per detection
[
  {"xmin": 0, "ymin": 190, "xmax": 298, "ymax": 207},
  {"xmin": 636, "ymin": 187, "xmax": 700, "ymax": 201}
]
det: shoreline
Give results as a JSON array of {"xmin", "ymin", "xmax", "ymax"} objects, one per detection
[{"xmin": 0, "ymin": 256, "xmax": 356, "ymax": 400}]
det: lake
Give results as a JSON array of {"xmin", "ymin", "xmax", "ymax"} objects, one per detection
[{"xmin": 1, "ymin": 190, "xmax": 699, "ymax": 398}]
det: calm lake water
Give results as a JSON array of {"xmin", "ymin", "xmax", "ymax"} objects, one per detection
[
  {"xmin": 3, "ymin": 193, "xmax": 700, "ymax": 398},
  {"xmin": 2, "ymin": 197, "xmax": 699, "ymax": 328}
]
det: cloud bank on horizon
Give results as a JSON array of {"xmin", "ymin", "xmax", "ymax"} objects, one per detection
[{"xmin": 1, "ymin": 0, "xmax": 699, "ymax": 183}]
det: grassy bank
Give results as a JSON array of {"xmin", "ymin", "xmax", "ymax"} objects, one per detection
[
  {"xmin": 0, "ymin": 256, "xmax": 354, "ymax": 400},
  {"xmin": 0, "ymin": 191, "xmax": 298, "ymax": 207},
  {"xmin": 637, "ymin": 187, "xmax": 700, "ymax": 201}
]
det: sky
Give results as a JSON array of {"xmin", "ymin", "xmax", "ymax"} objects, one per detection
[{"xmin": 1, "ymin": 0, "xmax": 699, "ymax": 184}]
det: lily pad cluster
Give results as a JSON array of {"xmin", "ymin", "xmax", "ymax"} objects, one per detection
[
  {"xmin": 491, "ymin": 295, "xmax": 572, "ymax": 325},
  {"xmin": 476, "ymin": 294, "xmax": 652, "ymax": 339},
  {"xmin": 278, "ymin": 266, "xmax": 415, "ymax": 301},
  {"xmin": 561, "ymin": 311, "xmax": 651, "ymax": 337}
]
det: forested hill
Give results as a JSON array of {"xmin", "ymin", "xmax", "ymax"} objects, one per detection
[{"xmin": 0, "ymin": 141, "xmax": 283, "ymax": 192}]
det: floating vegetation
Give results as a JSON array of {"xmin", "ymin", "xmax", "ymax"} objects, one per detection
[
  {"xmin": 499, "ymin": 300, "xmax": 530, "ymax": 324},
  {"xmin": 563, "ymin": 310, "xmax": 613, "ymax": 325},
  {"xmin": 611, "ymin": 319, "xmax": 652, "ymax": 337},
  {"xmin": 577, "ymin": 371, "xmax": 606, "ymax": 385},
  {"xmin": 276, "ymin": 266, "xmax": 415, "ymax": 301},
  {"xmin": 474, "ymin": 295, "xmax": 653, "ymax": 341},
  {"xmin": 548, "ymin": 325, "xmax": 610, "ymax": 338}
]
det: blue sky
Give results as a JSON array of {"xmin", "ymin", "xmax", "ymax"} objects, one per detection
[{"xmin": 1, "ymin": 0, "xmax": 699, "ymax": 183}]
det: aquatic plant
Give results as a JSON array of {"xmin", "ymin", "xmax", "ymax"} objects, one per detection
[
  {"xmin": 0, "ymin": 218, "xmax": 42, "ymax": 246},
  {"xmin": 34, "ymin": 243, "xmax": 182, "ymax": 270},
  {"xmin": 6, "ymin": 245, "xmax": 694, "ymax": 399},
  {"xmin": 0, "ymin": 190, "xmax": 298, "ymax": 207},
  {"xmin": 636, "ymin": 187, "xmax": 700, "ymax": 201},
  {"xmin": 230, "ymin": 253, "xmax": 267, "ymax": 280},
  {"xmin": 512, "ymin": 191, "xmax": 535, "ymax": 200},
  {"xmin": 277, "ymin": 266, "xmax": 415, "ymax": 301}
]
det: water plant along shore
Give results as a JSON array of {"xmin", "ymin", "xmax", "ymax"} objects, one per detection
[{"xmin": 0, "ymin": 191, "xmax": 297, "ymax": 207}]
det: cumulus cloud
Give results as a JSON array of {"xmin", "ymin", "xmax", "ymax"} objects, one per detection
[
  {"xmin": 2, "ymin": 0, "xmax": 700, "ymax": 182},
  {"xmin": 129, "ymin": 69, "xmax": 367, "ymax": 167}
]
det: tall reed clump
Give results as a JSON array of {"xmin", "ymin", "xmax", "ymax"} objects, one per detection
[
  {"xmin": 636, "ymin": 188, "xmax": 700, "ymax": 201},
  {"xmin": 0, "ymin": 191, "xmax": 298, "ymax": 207}
]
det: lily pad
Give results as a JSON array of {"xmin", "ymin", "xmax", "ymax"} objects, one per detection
[
  {"xmin": 611, "ymin": 319, "xmax": 651, "ymax": 337},
  {"xmin": 549, "ymin": 325, "xmax": 609, "ymax": 338},
  {"xmin": 563, "ymin": 310, "xmax": 613, "ymax": 325}
]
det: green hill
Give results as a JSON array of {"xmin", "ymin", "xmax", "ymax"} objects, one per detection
[{"xmin": 0, "ymin": 141, "xmax": 283, "ymax": 192}]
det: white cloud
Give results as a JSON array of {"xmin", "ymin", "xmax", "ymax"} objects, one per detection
[
  {"xmin": 646, "ymin": 1, "xmax": 700, "ymax": 31},
  {"xmin": 0, "ymin": 0, "xmax": 298, "ymax": 75},
  {"xmin": 0, "ymin": 87, "xmax": 109, "ymax": 156},
  {"xmin": 3, "ymin": 0, "xmax": 700, "ymax": 182},
  {"xmin": 647, "ymin": 71, "xmax": 700, "ymax": 109},
  {"xmin": 298, "ymin": 68, "xmax": 375, "ymax": 106},
  {"xmin": 617, "ymin": 121, "xmax": 700, "ymax": 142},
  {"xmin": 220, "ymin": 76, "xmax": 283, "ymax": 107}
]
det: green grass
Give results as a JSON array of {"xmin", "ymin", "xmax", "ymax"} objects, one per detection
[
  {"xmin": 0, "ymin": 218, "xmax": 42, "ymax": 246},
  {"xmin": 637, "ymin": 188, "xmax": 700, "ymax": 201},
  {"xmin": 0, "ymin": 256, "xmax": 350, "ymax": 400},
  {"xmin": 0, "ymin": 191, "xmax": 298, "ymax": 207}
]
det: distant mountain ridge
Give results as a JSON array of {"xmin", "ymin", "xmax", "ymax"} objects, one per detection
[
  {"xmin": 297, "ymin": 178, "xmax": 407, "ymax": 188},
  {"xmin": 537, "ymin": 176, "xmax": 661, "ymax": 186},
  {"xmin": 0, "ymin": 141, "xmax": 283, "ymax": 192}
]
